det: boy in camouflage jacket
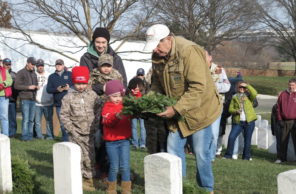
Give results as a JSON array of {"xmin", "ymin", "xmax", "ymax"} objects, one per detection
[
  {"xmin": 90, "ymin": 54, "xmax": 123, "ymax": 96},
  {"xmin": 60, "ymin": 66, "xmax": 99, "ymax": 191}
]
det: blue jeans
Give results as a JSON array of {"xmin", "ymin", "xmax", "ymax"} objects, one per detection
[
  {"xmin": 167, "ymin": 117, "xmax": 220, "ymax": 192},
  {"xmin": 233, "ymin": 137, "xmax": 240, "ymax": 156},
  {"xmin": 8, "ymin": 102, "xmax": 17, "ymax": 136},
  {"xmin": 210, "ymin": 115, "xmax": 221, "ymax": 160},
  {"xmin": 105, "ymin": 139, "xmax": 130, "ymax": 182},
  {"xmin": 0, "ymin": 97, "xmax": 9, "ymax": 136},
  {"xmin": 56, "ymin": 106, "xmax": 68, "ymax": 141},
  {"xmin": 131, "ymin": 118, "xmax": 146, "ymax": 148},
  {"xmin": 35, "ymin": 105, "xmax": 54, "ymax": 139},
  {"xmin": 225, "ymin": 121, "xmax": 255, "ymax": 160},
  {"xmin": 21, "ymin": 100, "xmax": 36, "ymax": 140}
]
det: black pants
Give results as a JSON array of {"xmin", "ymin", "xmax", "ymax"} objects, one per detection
[{"xmin": 279, "ymin": 120, "xmax": 296, "ymax": 161}]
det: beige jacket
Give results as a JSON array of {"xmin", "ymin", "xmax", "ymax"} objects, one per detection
[{"xmin": 150, "ymin": 36, "xmax": 222, "ymax": 137}]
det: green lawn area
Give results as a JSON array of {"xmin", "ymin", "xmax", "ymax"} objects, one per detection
[
  {"xmin": 9, "ymin": 76, "xmax": 296, "ymax": 193},
  {"xmin": 9, "ymin": 135, "xmax": 296, "ymax": 194},
  {"xmin": 244, "ymin": 76, "xmax": 294, "ymax": 95}
]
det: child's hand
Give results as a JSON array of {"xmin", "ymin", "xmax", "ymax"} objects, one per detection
[
  {"xmin": 131, "ymin": 88, "xmax": 140, "ymax": 95},
  {"xmin": 116, "ymin": 112, "xmax": 123, "ymax": 119}
]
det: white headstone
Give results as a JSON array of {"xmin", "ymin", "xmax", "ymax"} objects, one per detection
[
  {"xmin": 278, "ymin": 169, "xmax": 296, "ymax": 194},
  {"xmin": 222, "ymin": 124, "xmax": 232, "ymax": 147},
  {"xmin": 261, "ymin": 120, "xmax": 268, "ymax": 129},
  {"xmin": 53, "ymin": 142, "xmax": 82, "ymax": 194},
  {"xmin": 258, "ymin": 126, "xmax": 269, "ymax": 149},
  {"xmin": 267, "ymin": 126, "xmax": 275, "ymax": 148},
  {"xmin": 255, "ymin": 115, "xmax": 262, "ymax": 128},
  {"xmin": 0, "ymin": 134, "xmax": 12, "ymax": 193},
  {"xmin": 251, "ymin": 127, "xmax": 258, "ymax": 145},
  {"xmin": 227, "ymin": 117, "xmax": 232, "ymax": 125},
  {"xmin": 268, "ymin": 136, "xmax": 277, "ymax": 154},
  {"xmin": 144, "ymin": 153, "xmax": 182, "ymax": 194},
  {"xmin": 287, "ymin": 136, "xmax": 296, "ymax": 161}
]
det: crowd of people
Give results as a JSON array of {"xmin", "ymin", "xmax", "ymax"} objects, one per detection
[{"xmin": 0, "ymin": 24, "xmax": 295, "ymax": 193}]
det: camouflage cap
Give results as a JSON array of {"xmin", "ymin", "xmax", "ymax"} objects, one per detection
[{"xmin": 98, "ymin": 54, "xmax": 113, "ymax": 66}]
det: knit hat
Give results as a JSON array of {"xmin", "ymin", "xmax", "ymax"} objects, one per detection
[
  {"xmin": 98, "ymin": 54, "xmax": 113, "ymax": 66},
  {"xmin": 92, "ymin": 27, "xmax": 110, "ymax": 43},
  {"xmin": 104, "ymin": 80, "xmax": 125, "ymax": 96},
  {"xmin": 36, "ymin": 59, "xmax": 44, "ymax": 66},
  {"xmin": 71, "ymin": 66, "xmax": 90, "ymax": 84},
  {"xmin": 27, "ymin": 57, "xmax": 37, "ymax": 65}
]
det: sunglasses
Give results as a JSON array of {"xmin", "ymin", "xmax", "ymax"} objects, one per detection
[
  {"xmin": 4, "ymin": 63, "xmax": 11, "ymax": 66},
  {"xmin": 239, "ymin": 86, "xmax": 246, "ymax": 89}
]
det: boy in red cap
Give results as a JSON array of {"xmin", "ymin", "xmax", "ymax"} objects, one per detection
[{"xmin": 60, "ymin": 66, "xmax": 99, "ymax": 191}]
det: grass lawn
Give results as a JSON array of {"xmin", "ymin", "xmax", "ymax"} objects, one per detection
[
  {"xmin": 244, "ymin": 76, "xmax": 294, "ymax": 95},
  {"xmin": 10, "ymin": 134, "xmax": 296, "ymax": 194},
  {"xmin": 9, "ymin": 76, "xmax": 296, "ymax": 193}
]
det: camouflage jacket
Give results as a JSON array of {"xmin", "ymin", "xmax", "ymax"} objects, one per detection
[
  {"xmin": 90, "ymin": 68, "xmax": 123, "ymax": 86},
  {"xmin": 60, "ymin": 88, "xmax": 99, "ymax": 136}
]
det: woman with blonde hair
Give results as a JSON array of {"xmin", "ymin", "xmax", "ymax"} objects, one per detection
[{"xmin": 224, "ymin": 81, "xmax": 257, "ymax": 160}]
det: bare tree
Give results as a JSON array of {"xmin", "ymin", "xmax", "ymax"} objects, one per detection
[
  {"xmin": 256, "ymin": 0, "xmax": 296, "ymax": 74},
  {"xmin": 1, "ymin": 0, "xmax": 156, "ymax": 62},
  {"xmin": 214, "ymin": 39, "xmax": 279, "ymax": 69},
  {"xmin": 148, "ymin": 0, "xmax": 259, "ymax": 52},
  {"xmin": 0, "ymin": 1, "xmax": 12, "ymax": 28}
]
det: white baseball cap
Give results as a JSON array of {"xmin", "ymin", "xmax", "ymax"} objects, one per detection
[{"xmin": 143, "ymin": 24, "xmax": 170, "ymax": 52}]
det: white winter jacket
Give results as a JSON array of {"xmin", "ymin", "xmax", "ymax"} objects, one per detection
[{"xmin": 36, "ymin": 72, "xmax": 53, "ymax": 106}]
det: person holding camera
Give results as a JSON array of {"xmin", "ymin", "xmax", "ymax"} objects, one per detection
[
  {"xmin": 47, "ymin": 59, "xmax": 73, "ymax": 141},
  {"xmin": 14, "ymin": 57, "xmax": 38, "ymax": 141},
  {"xmin": 224, "ymin": 81, "xmax": 257, "ymax": 161}
]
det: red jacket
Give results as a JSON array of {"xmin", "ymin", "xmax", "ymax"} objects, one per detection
[
  {"xmin": 101, "ymin": 101, "xmax": 131, "ymax": 141},
  {"xmin": 277, "ymin": 90, "xmax": 296, "ymax": 120}
]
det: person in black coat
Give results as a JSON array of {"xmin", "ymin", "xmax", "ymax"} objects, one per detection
[
  {"xmin": 80, "ymin": 28, "xmax": 128, "ymax": 179},
  {"xmin": 80, "ymin": 27, "xmax": 127, "ymax": 95},
  {"xmin": 271, "ymin": 103, "xmax": 282, "ymax": 163}
]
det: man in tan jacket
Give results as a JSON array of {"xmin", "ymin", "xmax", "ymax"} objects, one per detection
[{"xmin": 143, "ymin": 24, "xmax": 222, "ymax": 193}]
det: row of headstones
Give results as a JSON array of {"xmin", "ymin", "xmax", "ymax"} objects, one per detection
[
  {"xmin": 0, "ymin": 115, "xmax": 296, "ymax": 194},
  {"xmin": 222, "ymin": 115, "xmax": 296, "ymax": 161},
  {"xmin": 0, "ymin": 134, "xmax": 182, "ymax": 194},
  {"xmin": 53, "ymin": 142, "xmax": 182, "ymax": 194}
]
